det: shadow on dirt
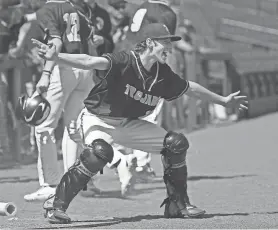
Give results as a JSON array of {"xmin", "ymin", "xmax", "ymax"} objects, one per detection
[
  {"xmin": 188, "ymin": 174, "xmax": 257, "ymax": 181},
  {"xmin": 31, "ymin": 218, "xmax": 122, "ymax": 229},
  {"xmin": 131, "ymin": 174, "xmax": 257, "ymax": 185},
  {"xmin": 22, "ymin": 211, "xmax": 278, "ymax": 229},
  {"xmin": 118, "ymin": 210, "xmax": 278, "ymax": 223},
  {"xmin": 138, "ymin": 174, "xmax": 257, "ymax": 184},
  {"xmin": 0, "ymin": 176, "xmax": 38, "ymax": 184},
  {"xmin": 120, "ymin": 210, "xmax": 278, "ymax": 222},
  {"xmin": 30, "ymin": 211, "xmax": 278, "ymax": 229},
  {"xmin": 200, "ymin": 210, "xmax": 278, "ymax": 219},
  {"xmin": 0, "ymin": 174, "xmax": 256, "ymax": 185},
  {"xmin": 79, "ymin": 174, "xmax": 256, "ymax": 199},
  {"xmin": 80, "ymin": 185, "xmax": 167, "ymax": 200},
  {"xmin": 31, "ymin": 215, "xmax": 164, "ymax": 229},
  {"xmin": 120, "ymin": 214, "xmax": 165, "ymax": 222}
]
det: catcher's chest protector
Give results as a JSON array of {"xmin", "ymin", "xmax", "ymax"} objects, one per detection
[{"xmin": 160, "ymin": 152, "xmax": 189, "ymax": 218}]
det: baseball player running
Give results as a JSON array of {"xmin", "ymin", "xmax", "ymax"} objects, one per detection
[{"xmin": 33, "ymin": 22, "xmax": 248, "ymax": 223}]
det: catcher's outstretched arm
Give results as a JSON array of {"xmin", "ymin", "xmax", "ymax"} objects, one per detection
[
  {"xmin": 32, "ymin": 38, "xmax": 110, "ymax": 71},
  {"xmin": 54, "ymin": 53, "xmax": 110, "ymax": 71}
]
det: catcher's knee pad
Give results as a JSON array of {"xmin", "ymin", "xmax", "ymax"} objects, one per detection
[
  {"xmin": 80, "ymin": 139, "xmax": 114, "ymax": 174},
  {"xmin": 161, "ymin": 131, "xmax": 189, "ymax": 175},
  {"xmin": 160, "ymin": 131, "xmax": 189, "ymax": 218},
  {"xmin": 162, "ymin": 131, "xmax": 189, "ymax": 155}
]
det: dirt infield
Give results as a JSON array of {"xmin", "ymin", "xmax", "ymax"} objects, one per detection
[{"xmin": 0, "ymin": 113, "xmax": 278, "ymax": 229}]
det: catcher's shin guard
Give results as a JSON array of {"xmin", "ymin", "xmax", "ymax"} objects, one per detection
[
  {"xmin": 43, "ymin": 139, "xmax": 113, "ymax": 223},
  {"xmin": 160, "ymin": 131, "xmax": 205, "ymax": 218}
]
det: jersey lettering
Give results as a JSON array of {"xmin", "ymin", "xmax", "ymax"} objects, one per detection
[
  {"xmin": 130, "ymin": 8, "xmax": 147, "ymax": 32},
  {"xmin": 63, "ymin": 12, "xmax": 81, "ymax": 42},
  {"xmin": 124, "ymin": 84, "xmax": 160, "ymax": 106}
]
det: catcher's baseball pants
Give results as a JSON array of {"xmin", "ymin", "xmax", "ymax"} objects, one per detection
[
  {"xmin": 78, "ymin": 108, "xmax": 168, "ymax": 166},
  {"xmin": 35, "ymin": 65, "xmax": 94, "ymax": 186},
  {"xmin": 130, "ymin": 99, "xmax": 164, "ymax": 167}
]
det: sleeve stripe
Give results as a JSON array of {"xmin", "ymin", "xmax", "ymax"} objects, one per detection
[
  {"xmin": 166, "ymin": 81, "xmax": 190, "ymax": 101},
  {"xmin": 100, "ymin": 54, "xmax": 113, "ymax": 80}
]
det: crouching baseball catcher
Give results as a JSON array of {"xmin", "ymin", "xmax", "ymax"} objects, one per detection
[{"xmin": 33, "ymin": 23, "xmax": 248, "ymax": 224}]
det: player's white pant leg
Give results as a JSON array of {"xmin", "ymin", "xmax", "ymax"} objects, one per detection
[
  {"xmin": 37, "ymin": 149, "xmax": 46, "ymax": 186},
  {"xmin": 62, "ymin": 127, "xmax": 78, "ymax": 172},
  {"xmin": 35, "ymin": 66, "xmax": 69, "ymax": 186},
  {"xmin": 132, "ymin": 149, "xmax": 151, "ymax": 167},
  {"xmin": 78, "ymin": 109, "xmax": 132, "ymax": 187},
  {"xmin": 108, "ymin": 146, "xmax": 133, "ymax": 188},
  {"xmin": 61, "ymin": 68, "xmax": 94, "ymax": 172}
]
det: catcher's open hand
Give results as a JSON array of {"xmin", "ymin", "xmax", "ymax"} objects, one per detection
[
  {"xmin": 31, "ymin": 39, "xmax": 57, "ymax": 61},
  {"xmin": 224, "ymin": 91, "xmax": 248, "ymax": 111}
]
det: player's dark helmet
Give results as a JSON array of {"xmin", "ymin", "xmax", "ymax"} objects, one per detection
[{"xmin": 16, "ymin": 94, "xmax": 51, "ymax": 126}]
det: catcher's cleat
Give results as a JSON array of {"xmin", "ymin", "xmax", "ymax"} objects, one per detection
[
  {"xmin": 45, "ymin": 209, "xmax": 71, "ymax": 224},
  {"xmin": 181, "ymin": 203, "xmax": 206, "ymax": 218},
  {"xmin": 43, "ymin": 195, "xmax": 71, "ymax": 224}
]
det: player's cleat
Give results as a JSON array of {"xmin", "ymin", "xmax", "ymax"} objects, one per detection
[
  {"xmin": 43, "ymin": 195, "xmax": 71, "ymax": 224},
  {"xmin": 24, "ymin": 186, "xmax": 56, "ymax": 202},
  {"xmin": 161, "ymin": 198, "xmax": 206, "ymax": 218},
  {"xmin": 181, "ymin": 203, "xmax": 206, "ymax": 218},
  {"xmin": 45, "ymin": 209, "xmax": 71, "ymax": 224}
]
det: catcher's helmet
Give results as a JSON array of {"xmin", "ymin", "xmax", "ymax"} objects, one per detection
[{"xmin": 16, "ymin": 94, "xmax": 51, "ymax": 126}]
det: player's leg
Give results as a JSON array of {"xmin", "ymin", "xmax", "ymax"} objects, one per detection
[
  {"xmin": 62, "ymin": 68, "xmax": 95, "ymax": 171},
  {"xmin": 107, "ymin": 147, "xmax": 135, "ymax": 197},
  {"xmin": 24, "ymin": 66, "xmax": 68, "ymax": 201},
  {"xmin": 132, "ymin": 100, "xmax": 164, "ymax": 180},
  {"xmin": 159, "ymin": 131, "xmax": 205, "ymax": 218},
  {"xmin": 79, "ymin": 111, "xmax": 134, "ymax": 197},
  {"xmin": 61, "ymin": 69, "xmax": 104, "ymax": 195},
  {"xmin": 43, "ymin": 139, "xmax": 114, "ymax": 224},
  {"xmin": 113, "ymin": 120, "xmax": 205, "ymax": 218},
  {"xmin": 43, "ymin": 111, "xmax": 128, "ymax": 223}
]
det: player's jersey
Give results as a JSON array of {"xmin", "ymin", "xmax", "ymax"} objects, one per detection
[
  {"xmin": 84, "ymin": 51, "xmax": 189, "ymax": 118},
  {"xmin": 36, "ymin": 0, "xmax": 92, "ymax": 54}
]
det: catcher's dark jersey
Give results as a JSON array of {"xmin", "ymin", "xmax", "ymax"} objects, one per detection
[
  {"xmin": 36, "ymin": 0, "xmax": 92, "ymax": 54},
  {"xmin": 84, "ymin": 51, "xmax": 189, "ymax": 118}
]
